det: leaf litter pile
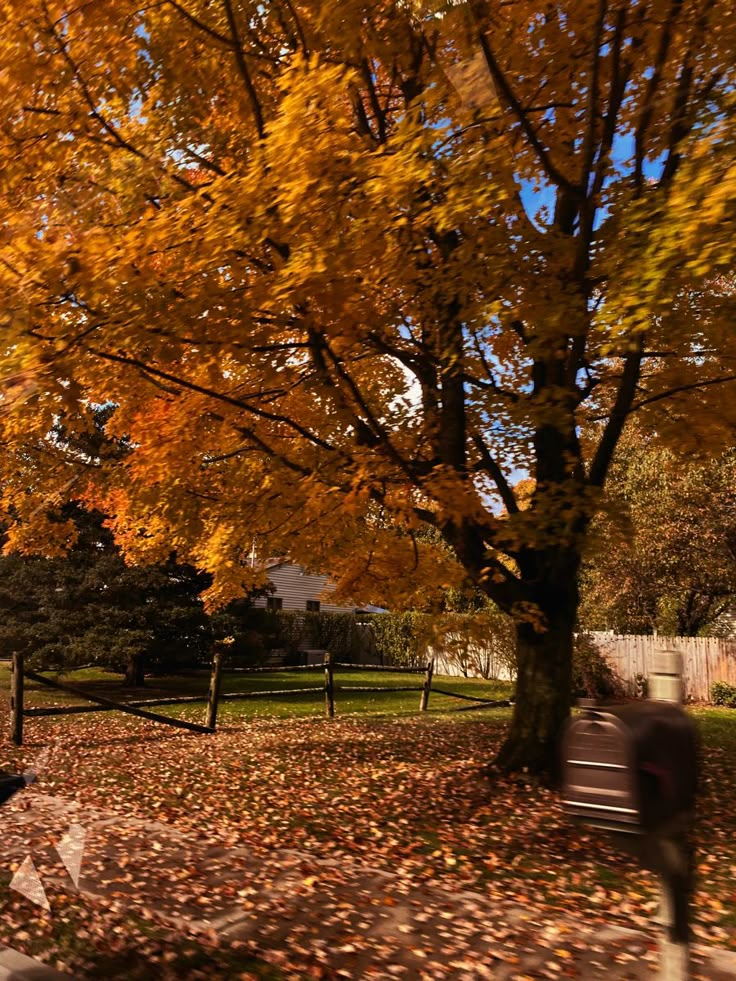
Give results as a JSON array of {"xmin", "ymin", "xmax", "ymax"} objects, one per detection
[{"xmin": 0, "ymin": 711, "xmax": 734, "ymax": 979}]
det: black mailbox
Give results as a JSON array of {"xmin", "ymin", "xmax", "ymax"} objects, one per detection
[{"xmin": 561, "ymin": 701, "xmax": 697, "ymax": 834}]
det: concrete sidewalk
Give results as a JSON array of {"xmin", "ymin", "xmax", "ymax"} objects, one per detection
[
  {"xmin": 0, "ymin": 947, "xmax": 72, "ymax": 980},
  {"xmin": 2, "ymin": 793, "xmax": 735, "ymax": 979}
]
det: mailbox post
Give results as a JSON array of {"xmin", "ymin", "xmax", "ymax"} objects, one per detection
[
  {"xmin": 561, "ymin": 649, "xmax": 696, "ymax": 981},
  {"xmin": 650, "ymin": 649, "xmax": 684, "ymax": 705},
  {"xmin": 649, "ymin": 650, "xmax": 692, "ymax": 981}
]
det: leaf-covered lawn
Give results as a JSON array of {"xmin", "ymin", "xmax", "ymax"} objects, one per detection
[{"xmin": 0, "ymin": 691, "xmax": 735, "ymax": 977}]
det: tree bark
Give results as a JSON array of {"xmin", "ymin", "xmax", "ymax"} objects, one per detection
[
  {"xmin": 124, "ymin": 652, "xmax": 146, "ymax": 687},
  {"xmin": 495, "ymin": 555, "xmax": 579, "ymax": 782}
]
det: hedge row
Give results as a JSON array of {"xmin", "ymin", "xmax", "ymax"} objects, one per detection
[{"xmin": 225, "ymin": 609, "xmax": 625, "ymax": 700}]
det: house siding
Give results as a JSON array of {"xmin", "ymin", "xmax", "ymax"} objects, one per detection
[
  {"xmin": 253, "ymin": 563, "xmax": 356, "ymax": 614},
  {"xmin": 713, "ymin": 605, "xmax": 736, "ymax": 638}
]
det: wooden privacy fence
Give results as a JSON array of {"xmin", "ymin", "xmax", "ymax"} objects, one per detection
[
  {"xmin": 10, "ymin": 654, "xmax": 512, "ymax": 743},
  {"xmin": 591, "ymin": 633, "xmax": 736, "ymax": 702}
]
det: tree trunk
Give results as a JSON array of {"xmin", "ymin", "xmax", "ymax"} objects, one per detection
[
  {"xmin": 495, "ymin": 559, "xmax": 579, "ymax": 782},
  {"xmin": 676, "ymin": 591, "xmax": 715, "ymax": 637},
  {"xmin": 124, "ymin": 652, "xmax": 145, "ymax": 687}
]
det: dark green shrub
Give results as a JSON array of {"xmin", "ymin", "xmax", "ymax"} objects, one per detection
[
  {"xmin": 273, "ymin": 611, "xmax": 306, "ymax": 656},
  {"xmin": 711, "ymin": 681, "xmax": 736, "ymax": 707},
  {"xmin": 215, "ymin": 610, "xmax": 364, "ymax": 663},
  {"xmin": 210, "ymin": 605, "xmax": 281, "ymax": 665},
  {"xmin": 572, "ymin": 633, "xmax": 625, "ymax": 702},
  {"xmin": 272, "ymin": 611, "xmax": 360, "ymax": 660},
  {"xmin": 302, "ymin": 612, "xmax": 361, "ymax": 660}
]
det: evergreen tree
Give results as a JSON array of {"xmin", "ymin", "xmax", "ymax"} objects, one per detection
[{"xmin": 0, "ymin": 505, "xmax": 211, "ymax": 685}]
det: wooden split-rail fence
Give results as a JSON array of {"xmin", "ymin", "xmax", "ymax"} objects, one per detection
[
  {"xmin": 9, "ymin": 650, "xmax": 226, "ymax": 746},
  {"xmin": 9, "ymin": 653, "xmax": 513, "ymax": 745}
]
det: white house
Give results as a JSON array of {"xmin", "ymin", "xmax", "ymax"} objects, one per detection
[{"xmin": 252, "ymin": 559, "xmax": 358, "ymax": 614}]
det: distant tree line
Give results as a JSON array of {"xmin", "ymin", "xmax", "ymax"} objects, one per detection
[{"xmin": 580, "ymin": 438, "xmax": 736, "ymax": 637}]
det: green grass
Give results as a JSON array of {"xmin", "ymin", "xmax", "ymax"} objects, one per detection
[
  {"xmin": 689, "ymin": 706, "xmax": 736, "ymax": 751},
  {"xmin": 0, "ymin": 662, "xmax": 514, "ymax": 726},
  {"xmin": 9, "ymin": 660, "xmax": 736, "ymax": 734}
]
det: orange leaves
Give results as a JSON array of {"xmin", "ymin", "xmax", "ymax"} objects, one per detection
[
  {"xmin": 0, "ymin": 0, "xmax": 733, "ymax": 640},
  {"xmin": 580, "ymin": 433, "xmax": 736, "ymax": 635},
  {"xmin": 2, "ymin": 513, "xmax": 78, "ymax": 559}
]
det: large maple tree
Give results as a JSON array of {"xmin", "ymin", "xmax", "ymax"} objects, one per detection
[{"xmin": 1, "ymin": 0, "xmax": 734, "ymax": 774}]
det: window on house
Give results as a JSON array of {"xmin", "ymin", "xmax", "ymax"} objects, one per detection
[
  {"xmin": 267, "ymin": 597, "xmax": 283, "ymax": 611},
  {"xmin": 306, "ymin": 600, "xmax": 320, "ymax": 612}
]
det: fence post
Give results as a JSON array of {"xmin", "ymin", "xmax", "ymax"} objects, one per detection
[
  {"xmin": 10, "ymin": 652, "xmax": 24, "ymax": 746},
  {"xmin": 420, "ymin": 659, "xmax": 434, "ymax": 711},
  {"xmin": 324, "ymin": 652, "xmax": 335, "ymax": 718},
  {"xmin": 206, "ymin": 646, "xmax": 225, "ymax": 731}
]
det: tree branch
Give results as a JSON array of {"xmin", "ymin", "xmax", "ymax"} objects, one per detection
[
  {"xmin": 280, "ymin": 0, "xmax": 309, "ymax": 57},
  {"xmin": 361, "ymin": 59, "xmax": 388, "ymax": 143},
  {"xmin": 474, "ymin": 30, "xmax": 580, "ymax": 198},
  {"xmin": 472, "ymin": 435, "xmax": 518, "ymax": 515},
  {"xmin": 85, "ymin": 347, "xmax": 337, "ymax": 453},
  {"xmin": 320, "ymin": 338, "xmax": 419, "ymax": 483},
  {"xmin": 579, "ymin": 0, "xmax": 607, "ymax": 200},
  {"xmin": 222, "ymin": 0, "xmax": 266, "ymax": 140},
  {"xmin": 43, "ymin": 2, "xmax": 204, "ymax": 196},
  {"xmin": 660, "ymin": 0, "xmax": 717, "ymax": 188},
  {"xmin": 166, "ymin": 0, "xmax": 235, "ymax": 48},
  {"xmin": 629, "ymin": 373, "xmax": 736, "ymax": 413},
  {"xmin": 633, "ymin": 0, "xmax": 682, "ymax": 191},
  {"xmin": 588, "ymin": 337, "xmax": 644, "ymax": 487}
]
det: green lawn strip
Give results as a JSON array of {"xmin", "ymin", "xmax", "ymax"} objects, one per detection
[
  {"xmin": 0, "ymin": 663, "xmax": 513, "ymax": 723},
  {"xmin": 690, "ymin": 706, "xmax": 736, "ymax": 750}
]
